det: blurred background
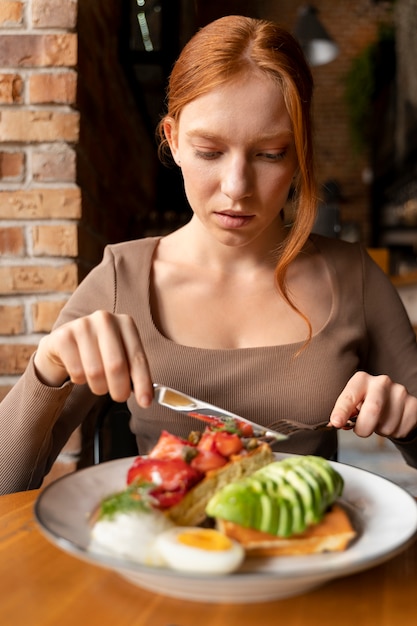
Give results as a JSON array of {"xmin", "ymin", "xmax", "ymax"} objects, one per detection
[{"xmin": 121, "ymin": 0, "xmax": 417, "ymax": 275}]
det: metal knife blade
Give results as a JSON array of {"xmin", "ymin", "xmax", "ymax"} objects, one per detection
[{"xmin": 153, "ymin": 383, "xmax": 288, "ymax": 441}]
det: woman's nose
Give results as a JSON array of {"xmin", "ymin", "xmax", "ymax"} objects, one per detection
[{"xmin": 220, "ymin": 157, "xmax": 253, "ymax": 200}]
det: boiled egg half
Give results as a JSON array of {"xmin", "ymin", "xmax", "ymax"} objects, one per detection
[
  {"xmin": 155, "ymin": 527, "xmax": 245, "ymax": 575},
  {"xmin": 90, "ymin": 509, "xmax": 175, "ymax": 566}
]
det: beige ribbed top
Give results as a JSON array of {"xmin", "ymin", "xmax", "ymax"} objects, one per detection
[{"xmin": 1, "ymin": 234, "xmax": 417, "ymax": 493}]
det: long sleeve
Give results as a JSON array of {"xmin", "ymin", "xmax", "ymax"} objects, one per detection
[
  {"xmin": 0, "ymin": 246, "xmax": 121, "ymax": 493},
  {"xmin": 360, "ymin": 246, "xmax": 417, "ymax": 465}
]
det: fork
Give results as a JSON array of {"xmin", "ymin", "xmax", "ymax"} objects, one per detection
[{"xmin": 265, "ymin": 416, "xmax": 357, "ymax": 437}]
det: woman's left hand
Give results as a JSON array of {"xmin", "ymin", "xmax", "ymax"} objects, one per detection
[{"xmin": 329, "ymin": 371, "xmax": 417, "ymax": 439}]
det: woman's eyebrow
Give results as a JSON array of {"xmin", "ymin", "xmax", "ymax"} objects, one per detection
[
  {"xmin": 185, "ymin": 129, "xmax": 221, "ymax": 140},
  {"xmin": 185, "ymin": 128, "xmax": 294, "ymax": 141}
]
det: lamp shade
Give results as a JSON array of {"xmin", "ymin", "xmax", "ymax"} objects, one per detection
[{"xmin": 294, "ymin": 5, "xmax": 339, "ymax": 66}]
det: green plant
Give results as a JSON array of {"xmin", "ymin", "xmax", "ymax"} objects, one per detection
[{"xmin": 344, "ymin": 23, "xmax": 395, "ymax": 154}]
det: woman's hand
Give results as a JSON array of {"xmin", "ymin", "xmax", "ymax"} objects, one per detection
[
  {"xmin": 34, "ymin": 311, "xmax": 153, "ymax": 408},
  {"xmin": 330, "ymin": 371, "xmax": 417, "ymax": 440}
]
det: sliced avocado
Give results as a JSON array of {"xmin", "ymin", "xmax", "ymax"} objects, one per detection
[
  {"xmin": 254, "ymin": 463, "xmax": 312, "ymax": 534},
  {"xmin": 305, "ymin": 456, "xmax": 344, "ymax": 501},
  {"xmin": 205, "ymin": 455, "xmax": 344, "ymax": 537},
  {"xmin": 261, "ymin": 462, "xmax": 317, "ymax": 525},
  {"xmin": 276, "ymin": 493, "xmax": 293, "ymax": 537},
  {"xmin": 205, "ymin": 481, "xmax": 259, "ymax": 528},
  {"xmin": 291, "ymin": 463, "xmax": 325, "ymax": 523},
  {"xmin": 258, "ymin": 492, "xmax": 276, "ymax": 533},
  {"xmin": 296, "ymin": 457, "xmax": 343, "ymax": 512},
  {"xmin": 244, "ymin": 476, "xmax": 293, "ymax": 536},
  {"xmin": 280, "ymin": 456, "xmax": 340, "ymax": 522},
  {"xmin": 279, "ymin": 481, "xmax": 306, "ymax": 534}
]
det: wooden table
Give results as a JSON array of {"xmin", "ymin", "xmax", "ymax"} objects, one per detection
[{"xmin": 0, "ymin": 490, "xmax": 416, "ymax": 626}]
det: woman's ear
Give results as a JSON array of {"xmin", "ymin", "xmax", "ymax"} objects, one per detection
[{"xmin": 163, "ymin": 117, "xmax": 181, "ymax": 166}]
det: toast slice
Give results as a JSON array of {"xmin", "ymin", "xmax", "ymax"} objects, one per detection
[
  {"xmin": 217, "ymin": 504, "xmax": 356, "ymax": 556},
  {"xmin": 166, "ymin": 443, "xmax": 274, "ymax": 526}
]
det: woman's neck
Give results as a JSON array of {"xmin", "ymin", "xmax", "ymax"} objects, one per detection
[{"xmin": 163, "ymin": 215, "xmax": 287, "ymax": 275}]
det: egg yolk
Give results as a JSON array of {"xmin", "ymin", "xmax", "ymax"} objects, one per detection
[{"xmin": 177, "ymin": 529, "xmax": 233, "ymax": 551}]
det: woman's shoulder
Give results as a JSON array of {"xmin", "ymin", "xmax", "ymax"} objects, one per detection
[
  {"xmin": 308, "ymin": 233, "xmax": 366, "ymax": 271},
  {"xmin": 308, "ymin": 233, "xmax": 394, "ymax": 300},
  {"xmin": 106, "ymin": 236, "xmax": 162, "ymax": 258},
  {"xmin": 309, "ymin": 232, "xmax": 362, "ymax": 255}
]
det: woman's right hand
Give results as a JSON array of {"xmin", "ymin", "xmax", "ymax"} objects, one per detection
[{"xmin": 33, "ymin": 310, "xmax": 153, "ymax": 407}]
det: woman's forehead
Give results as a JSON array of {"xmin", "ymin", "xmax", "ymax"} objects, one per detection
[{"xmin": 177, "ymin": 73, "xmax": 291, "ymax": 136}]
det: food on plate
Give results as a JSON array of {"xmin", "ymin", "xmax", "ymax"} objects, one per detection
[
  {"xmin": 126, "ymin": 424, "xmax": 274, "ymax": 526},
  {"xmin": 89, "ymin": 483, "xmax": 175, "ymax": 566},
  {"xmin": 89, "ymin": 426, "xmax": 356, "ymax": 572},
  {"xmin": 206, "ymin": 455, "xmax": 357, "ymax": 555},
  {"xmin": 216, "ymin": 504, "xmax": 356, "ymax": 556},
  {"xmin": 155, "ymin": 527, "xmax": 245, "ymax": 574},
  {"xmin": 89, "ymin": 419, "xmax": 272, "ymax": 570},
  {"xmin": 89, "ymin": 482, "xmax": 245, "ymax": 574}
]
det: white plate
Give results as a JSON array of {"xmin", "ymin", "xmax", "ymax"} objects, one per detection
[{"xmin": 34, "ymin": 455, "xmax": 417, "ymax": 603}]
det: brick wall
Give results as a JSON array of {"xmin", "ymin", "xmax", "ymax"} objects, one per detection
[
  {"xmin": 0, "ymin": 0, "xmax": 158, "ymax": 484},
  {"xmin": 0, "ymin": 0, "xmax": 79, "ymax": 399}
]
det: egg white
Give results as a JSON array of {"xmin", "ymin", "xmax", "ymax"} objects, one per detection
[
  {"xmin": 155, "ymin": 527, "xmax": 245, "ymax": 575},
  {"xmin": 90, "ymin": 509, "xmax": 175, "ymax": 566}
]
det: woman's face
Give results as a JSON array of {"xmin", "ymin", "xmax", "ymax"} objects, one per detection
[{"xmin": 164, "ymin": 72, "xmax": 299, "ymax": 248}]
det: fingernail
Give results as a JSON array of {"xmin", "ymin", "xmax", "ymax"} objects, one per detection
[{"xmin": 139, "ymin": 394, "xmax": 152, "ymax": 408}]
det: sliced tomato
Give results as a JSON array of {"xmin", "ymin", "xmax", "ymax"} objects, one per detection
[
  {"xmin": 196, "ymin": 429, "xmax": 243, "ymax": 458},
  {"xmin": 152, "ymin": 490, "xmax": 186, "ymax": 508},
  {"xmin": 126, "ymin": 457, "xmax": 202, "ymax": 508},
  {"xmin": 188, "ymin": 412, "xmax": 226, "ymax": 430},
  {"xmin": 212, "ymin": 431, "xmax": 243, "ymax": 457},
  {"xmin": 196, "ymin": 430, "xmax": 218, "ymax": 453},
  {"xmin": 188, "ymin": 411, "xmax": 254, "ymax": 438},
  {"xmin": 236, "ymin": 421, "xmax": 254, "ymax": 438},
  {"xmin": 190, "ymin": 449, "xmax": 228, "ymax": 473},
  {"xmin": 148, "ymin": 430, "xmax": 194, "ymax": 461}
]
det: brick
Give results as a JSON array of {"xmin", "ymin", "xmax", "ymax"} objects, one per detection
[
  {"xmin": 0, "ymin": 151, "xmax": 25, "ymax": 180},
  {"xmin": 0, "ymin": 263, "xmax": 78, "ymax": 295},
  {"xmin": 0, "ymin": 188, "xmax": 81, "ymax": 219},
  {"xmin": 29, "ymin": 71, "xmax": 77, "ymax": 104},
  {"xmin": 0, "ymin": 344, "xmax": 37, "ymax": 375},
  {"xmin": 0, "ymin": 226, "xmax": 24, "ymax": 255},
  {"xmin": 0, "ymin": 1, "xmax": 23, "ymax": 26},
  {"xmin": 0, "ymin": 34, "xmax": 77, "ymax": 67},
  {"xmin": 0, "ymin": 73, "xmax": 23, "ymax": 104},
  {"xmin": 32, "ymin": 145, "xmax": 76, "ymax": 182},
  {"xmin": 0, "ymin": 110, "xmax": 79, "ymax": 142},
  {"xmin": 32, "ymin": 223, "xmax": 78, "ymax": 257},
  {"xmin": 32, "ymin": 0, "xmax": 77, "ymax": 29},
  {"xmin": 32, "ymin": 298, "xmax": 67, "ymax": 332},
  {"xmin": 0, "ymin": 304, "xmax": 24, "ymax": 334}
]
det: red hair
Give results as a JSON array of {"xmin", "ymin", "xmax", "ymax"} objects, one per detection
[{"xmin": 157, "ymin": 16, "xmax": 318, "ymax": 341}]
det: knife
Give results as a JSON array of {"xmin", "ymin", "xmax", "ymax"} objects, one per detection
[{"xmin": 153, "ymin": 383, "xmax": 288, "ymax": 441}]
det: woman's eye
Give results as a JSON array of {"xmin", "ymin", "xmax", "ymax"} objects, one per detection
[
  {"xmin": 194, "ymin": 150, "xmax": 221, "ymax": 160},
  {"xmin": 258, "ymin": 151, "xmax": 287, "ymax": 161}
]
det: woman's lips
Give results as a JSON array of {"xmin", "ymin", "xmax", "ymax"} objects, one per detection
[{"xmin": 214, "ymin": 212, "xmax": 255, "ymax": 229}]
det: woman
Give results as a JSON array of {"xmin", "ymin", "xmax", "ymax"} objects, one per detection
[{"xmin": 1, "ymin": 15, "xmax": 417, "ymax": 493}]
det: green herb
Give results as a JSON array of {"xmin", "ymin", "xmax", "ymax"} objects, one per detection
[
  {"xmin": 182, "ymin": 445, "xmax": 199, "ymax": 463},
  {"xmin": 98, "ymin": 482, "xmax": 156, "ymax": 520},
  {"xmin": 209, "ymin": 418, "xmax": 242, "ymax": 435}
]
